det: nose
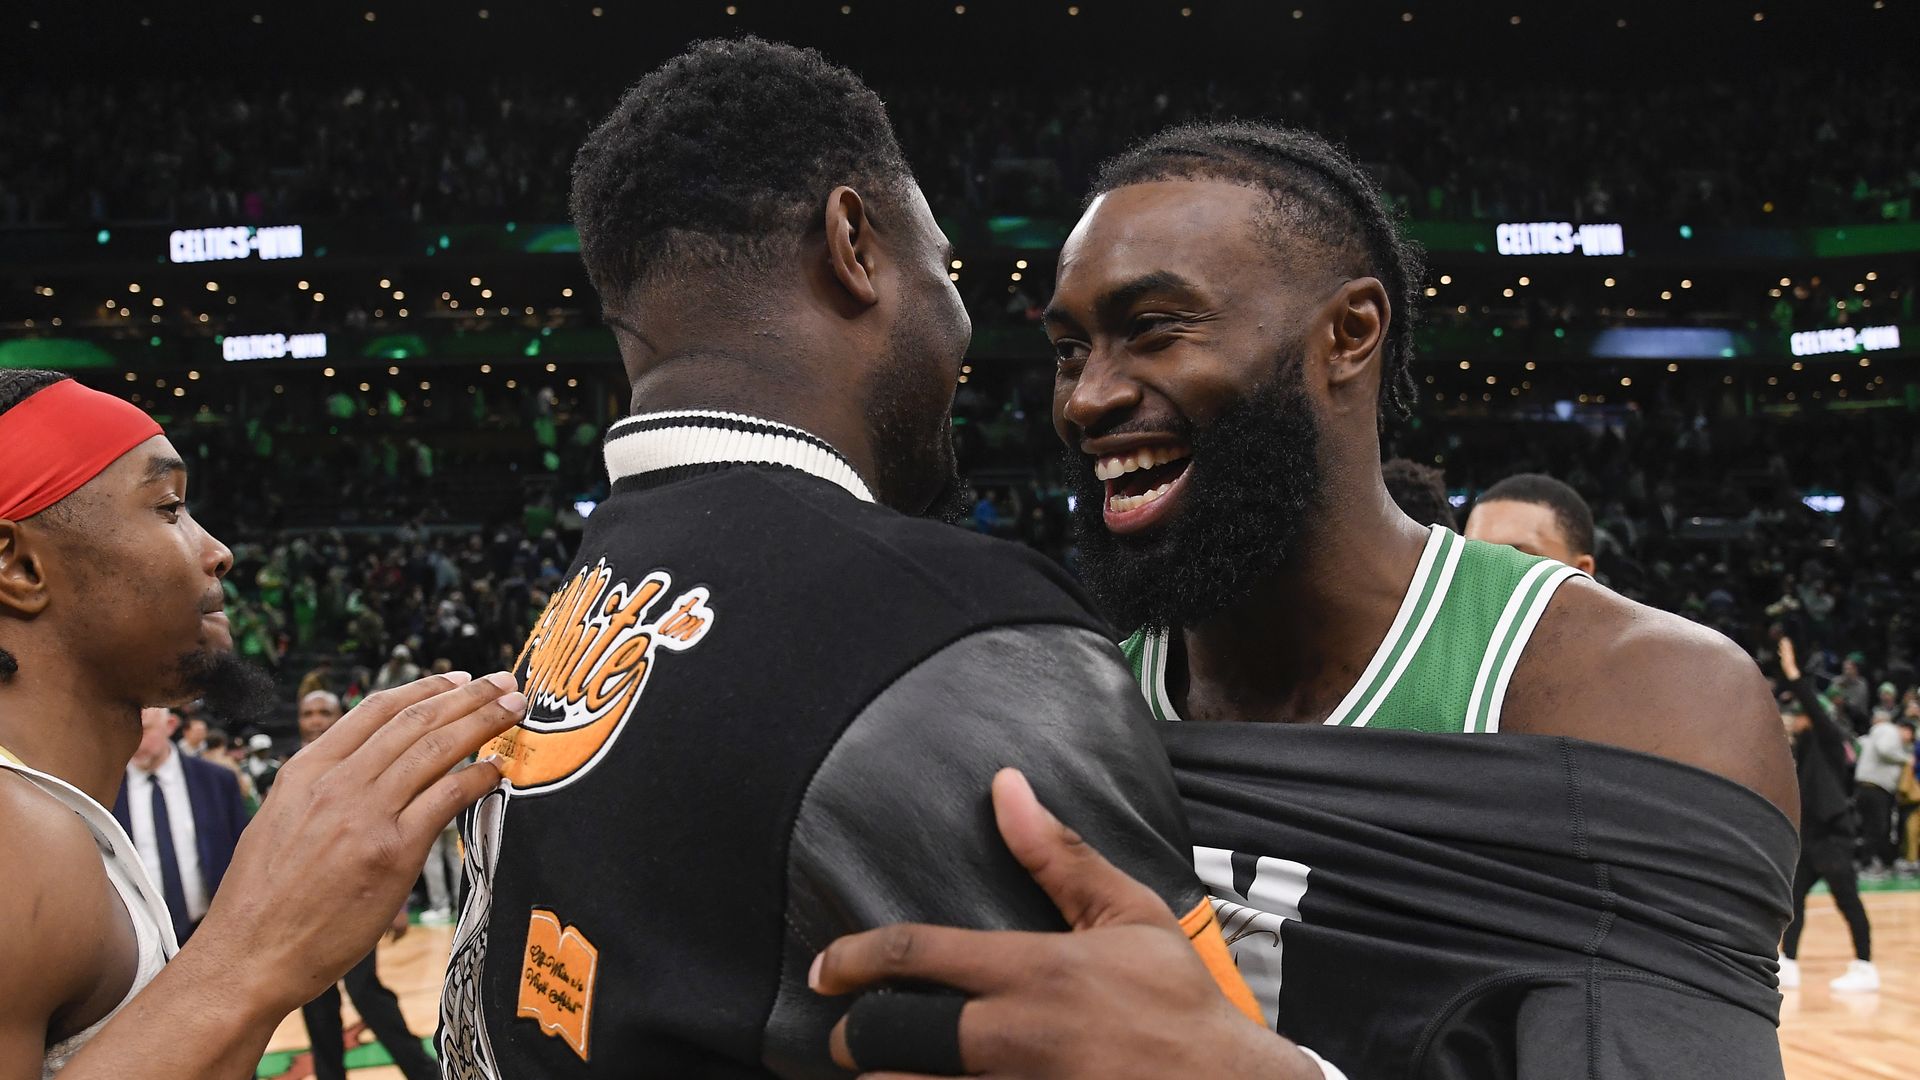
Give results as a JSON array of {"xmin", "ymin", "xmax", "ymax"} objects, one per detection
[
  {"xmin": 1061, "ymin": 352, "xmax": 1144, "ymax": 438},
  {"xmin": 205, "ymin": 529, "xmax": 233, "ymax": 581}
]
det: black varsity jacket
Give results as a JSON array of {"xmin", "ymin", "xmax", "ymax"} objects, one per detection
[{"xmin": 437, "ymin": 409, "xmax": 1233, "ymax": 1078}]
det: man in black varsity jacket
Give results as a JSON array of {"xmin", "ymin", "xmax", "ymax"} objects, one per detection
[{"xmin": 436, "ymin": 38, "xmax": 1302, "ymax": 1080}]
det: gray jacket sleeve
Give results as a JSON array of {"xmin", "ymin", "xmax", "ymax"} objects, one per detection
[{"xmin": 760, "ymin": 623, "xmax": 1205, "ymax": 1078}]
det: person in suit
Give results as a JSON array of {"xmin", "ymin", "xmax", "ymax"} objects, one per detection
[{"xmin": 110, "ymin": 707, "xmax": 248, "ymax": 945}]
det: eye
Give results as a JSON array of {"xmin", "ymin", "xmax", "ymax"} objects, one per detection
[
  {"xmin": 159, "ymin": 499, "xmax": 187, "ymax": 521},
  {"xmin": 1130, "ymin": 313, "xmax": 1184, "ymax": 337},
  {"xmin": 1052, "ymin": 338, "xmax": 1090, "ymax": 370}
]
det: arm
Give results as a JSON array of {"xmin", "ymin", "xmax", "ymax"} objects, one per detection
[
  {"xmin": 1779, "ymin": 638, "xmax": 1854, "ymax": 759},
  {"xmin": 48, "ymin": 673, "xmax": 525, "ymax": 1078},
  {"xmin": 763, "ymin": 625, "xmax": 1261, "ymax": 1076},
  {"xmin": 1505, "ymin": 578, "xmax": 1800, "ymax": 821}
]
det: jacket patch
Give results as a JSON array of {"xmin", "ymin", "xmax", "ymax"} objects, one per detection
[
  {"xmin": 489, "ymin": 558, "xmax": 715, "ymax": 795},
  {"xmin": 517, "ymin": 908, "xmax": 601, "ymax": 1061}
]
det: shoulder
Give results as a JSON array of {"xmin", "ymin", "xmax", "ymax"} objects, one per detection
[
  {"xmin": 792, "ymin": 623, "xmax": 1197, "ymax": 922},
  {"xmin": 181, "ymin": 753, "xmax": 238, "ymax": 789},
  {"xmin": 0, "ymin": 772, "xmax": 122, "ymax": 1021},
  {"xmin": 1504, "ymin": 576, "xmax": 1799, "ymax": 817}
]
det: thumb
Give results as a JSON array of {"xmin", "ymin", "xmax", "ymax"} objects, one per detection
[{"xmin": 991, "ymin": 768, "xmax": 1176, "ymax": 931}]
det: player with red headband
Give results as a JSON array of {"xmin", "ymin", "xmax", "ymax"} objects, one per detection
[{"xmin": 0, "ymin": 369, "xmax": 528, "ymax": 1077}]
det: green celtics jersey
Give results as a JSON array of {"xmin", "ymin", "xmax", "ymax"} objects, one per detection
[{"xmin": 1120, "ymin": 526, "xmax": 1587, "ymax": 734}]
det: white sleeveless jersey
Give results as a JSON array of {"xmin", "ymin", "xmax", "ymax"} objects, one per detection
[{"xmin": 0, "ymin": 756, "xmax": 176, "ymax": 1078}]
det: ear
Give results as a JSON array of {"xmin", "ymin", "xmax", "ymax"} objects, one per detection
[
  {"xmin": 0, "ymin": 521, "xmax": 52, "ymax": 619},
  {"xmin": 1574, "ymin": 554, "xmax": 1598, "ymax": 577},
  {"xmin": 822, "ymin": 185, "xmax": 880, "ymax": 308},
  {"xmin": 1322, "ymin": 276, "xmax": 1390, "ymax": 401}
]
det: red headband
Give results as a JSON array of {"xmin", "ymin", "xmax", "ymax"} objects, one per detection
[{"xmin": 0, "ymin": 380, "xmax": 164, "ymax": 521}]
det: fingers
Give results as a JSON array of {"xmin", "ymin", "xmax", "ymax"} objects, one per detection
[
  {"xmin": 811, "ymin": 924, "xmax": 1038, "ymax": 998},
  {"xmin": 396, "ymin": 756, "xmax": 503, "ymax": 839},
  {"xmin": 348, "ymin": 672, "xmax": 518, "ymax": 789},
  {"xmin": 306, "ymin": 672, "xmax": 474, "ymax": 763},
  {"xmin": 990, "ymin": 768, "xmax": 1176, "ymax": 931},
  {"xmin": 376, "ymin": 674, "xmax": 527, "ymax": 803}
]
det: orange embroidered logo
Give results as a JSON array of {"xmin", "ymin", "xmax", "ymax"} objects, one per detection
[
  {"xmin": 518, "ymin": 909, "xmax": 600, "ymax": 1060},
  {"xmin": 487, "ymin": 559, "xmax": 715, "ymax": 794}
]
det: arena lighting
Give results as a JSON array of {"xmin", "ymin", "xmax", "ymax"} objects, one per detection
[
  {"xmin": 1496, "ymin": 221, "xmax": 1623, "ymax": 256},
  {"xmin": 222, "ymin": 332, "xmax": 328, "ymax": 362},
  {"xmin": 169, "ymin": 224, "xmax": 302, "ymax": 263},
  {"xmin": 1802, "ymin": 494, "xmax": 1845, "ymax": 514},
  {"xmin": 1790, "ymin": 325, "xmax": 1900, "ymax": 357}
]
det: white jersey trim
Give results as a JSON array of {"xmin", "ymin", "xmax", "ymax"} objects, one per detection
[
  {"xmin": 1349, "ymin": 530, "xmax": 1465, "ymax": 729},
  {"xmin": 1323, "ymin": 525, "xmax": 1450, "ymax": 727},
  {"xmin": 1482, "ymin": 564, "xmax": 1586, "ymax": 734}
]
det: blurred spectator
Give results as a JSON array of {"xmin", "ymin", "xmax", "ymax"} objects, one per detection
[
  {"xmin": 1856, "ymin": 707, "xmax": 1914, "ymax": 880},
  {"xmin": 374, "ymin": 644, "xmax": 422, "ymax": 692},
  {"xmin": 177, "ymin": 715, "xmax": 210, "ymax": 758}
]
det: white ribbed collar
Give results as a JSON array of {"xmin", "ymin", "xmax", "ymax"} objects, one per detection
[{"xmin": 603, "ymin": 409, "xmax": 875, "ymax": 504}]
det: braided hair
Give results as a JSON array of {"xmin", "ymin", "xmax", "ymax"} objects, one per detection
[{"xmin": 1088, "ymin": 120, "xmax": 1425, "ymax": 427}]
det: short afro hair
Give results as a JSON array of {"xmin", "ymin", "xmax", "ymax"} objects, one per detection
[
  {"xmin": 570, "ymin": 36, "xmax": 916, "ymax": 304},
  {"xmin": 0, "ymin": 369, "xmax": 73, "ymax": 681},
  {"xmin": 1381, "ymin": 457, "xmax": 1455, "ymax": 530},
  {"xmin": 1478, "ymin": 473, "xmax": 1595, "ymax": 557},
  {"xmin": 1088, "ymin": 120, "xmax": 1426, "ymax": 427}
]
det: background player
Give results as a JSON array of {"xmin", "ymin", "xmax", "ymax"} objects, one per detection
[{"xmin": 1463, "ymin": 472, "xmax": 1598, "ymax": 575}]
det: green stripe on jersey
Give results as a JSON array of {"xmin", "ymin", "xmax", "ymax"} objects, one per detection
[{"xmin": 1120, "ymin": 526, "xmax": 1578, "ymax": 733}]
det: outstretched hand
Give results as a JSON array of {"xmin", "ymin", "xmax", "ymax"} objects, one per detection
[
  {"xmin": 187, "ymin": 671, "xmax": 523, "ymax": 1012},
  {"xmin": 812, "ymin": 769, "xmax": 1319, "ymax": 1080}
]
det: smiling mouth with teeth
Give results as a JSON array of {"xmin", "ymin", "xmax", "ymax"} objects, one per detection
[{"xmin": 1094, "ymin": 445, "xmax": 1193, "ymax": 516}]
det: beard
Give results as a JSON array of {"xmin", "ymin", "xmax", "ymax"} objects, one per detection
[
  {"xmin": 1064, "ymin": 351, "xmax": 1324, "ymax": 633},
  {"xmin": 171, "ymin": 648, "xmax": 278, "ymax": 730},
  {"xmin": 865, "ymin": 318, "xmax": 968, "ymax": 523}
]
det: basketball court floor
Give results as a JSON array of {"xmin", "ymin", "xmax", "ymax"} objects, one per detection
[{"xmin": 256, "ymin": 890, "xmax": 1920, "ymax": 1078}]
